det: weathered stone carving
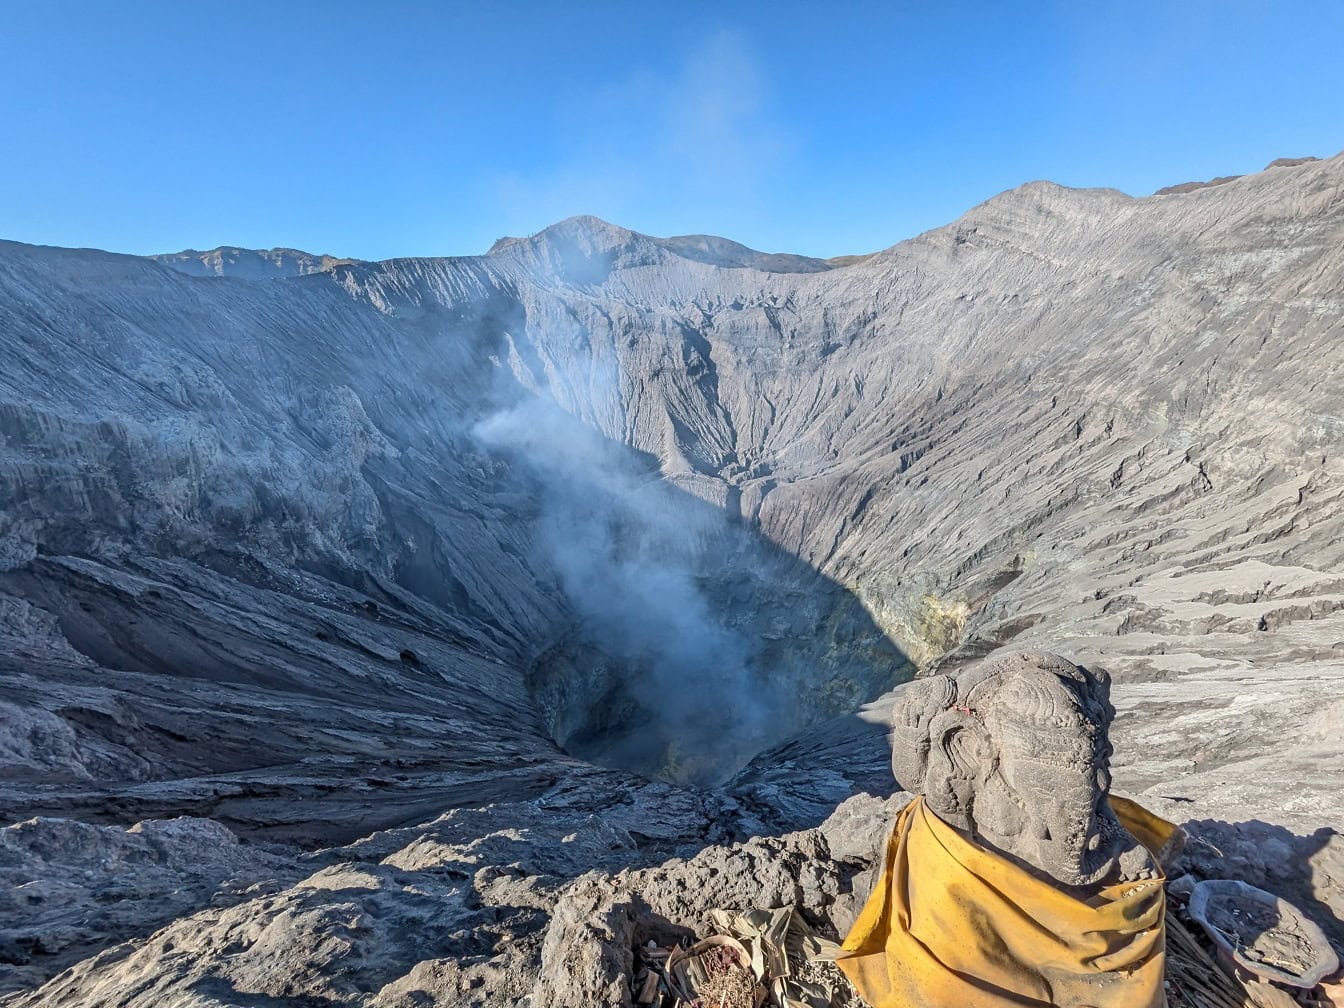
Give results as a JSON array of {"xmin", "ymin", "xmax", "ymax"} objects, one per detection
[{"xmin": 890, "ymin": 648, "xmax": 1157, "ymax": 888}]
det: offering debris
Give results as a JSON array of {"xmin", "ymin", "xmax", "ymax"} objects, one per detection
[
  {"xmin": 664, "ymin": 935, "xmax": 764, "ymax": 1008},
  {"xmin": 1188, "ymin": 880, "xmax": 1340, "ymax": 990}
]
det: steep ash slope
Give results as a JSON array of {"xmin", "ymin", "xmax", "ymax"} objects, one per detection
[{"xmin": 1, "ymin": 154, "xmax": 1343, "ymax": 1003}]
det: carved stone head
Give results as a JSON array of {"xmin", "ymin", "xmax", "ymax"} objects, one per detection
[{"xmin": 890, "ymin": 649, "xmax": 1156, "ymax": 888}]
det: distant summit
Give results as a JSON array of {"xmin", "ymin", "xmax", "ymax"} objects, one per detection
[{"xmin": 489, "ymin": 216, "xmax": 874, "ymax": 273}]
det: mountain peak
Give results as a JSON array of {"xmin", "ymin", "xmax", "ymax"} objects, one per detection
[
  {"xmin": 489, "ymin": 217, "xmax": 846, "ymax": 275},
  {"xmin": 490, "ymin": 215, "xmax": 636, "ymax": 251}
]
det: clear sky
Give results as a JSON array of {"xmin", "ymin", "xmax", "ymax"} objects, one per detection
[{"xmin": 3, "ymin": 1, "xmax": 1342, "ymax": 261}]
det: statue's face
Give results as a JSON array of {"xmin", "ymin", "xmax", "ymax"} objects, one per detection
[{"xmin": 980, "ymin": 682, "xmax": 1130, "ymax": 887}]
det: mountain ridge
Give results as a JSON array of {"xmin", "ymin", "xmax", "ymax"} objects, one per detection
[{"xmin": 94, "ymin": 151, "xmax": 1344, "ymax": 286}]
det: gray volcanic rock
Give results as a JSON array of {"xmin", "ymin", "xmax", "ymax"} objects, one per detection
[
  {"xmin": 2, "ymin": 152, "xmax": 1344, "ymax": 1003},
  {"xmin": 2, "ymin": 793, "xmax": 897, "ymax": 1008},
  {"xmin": 8, "ymin": 792, "xmax": 1331, "ymax": 1007},
  {"xmin": 0, "ymin": 816, "xmax": 300, "ymax": 993}
]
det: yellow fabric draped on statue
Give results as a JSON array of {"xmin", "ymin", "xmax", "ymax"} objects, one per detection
[{"xmin": 838, "ymin": 796, "xmax": 1170, "ymax": 1008}]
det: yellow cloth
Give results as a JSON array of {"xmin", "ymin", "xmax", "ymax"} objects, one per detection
[
  {"xmin": 1109, "ymin": 795, "xmax": 1183, "ymax": 868},
  {"xmin": 838, "ymin": 797, "xmax": 1167, "ymax": 1007}
]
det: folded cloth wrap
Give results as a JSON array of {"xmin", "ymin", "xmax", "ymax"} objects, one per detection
[{"xmin": 838, "ymin": 796, "xmax": 1169, "ymax": 1007}]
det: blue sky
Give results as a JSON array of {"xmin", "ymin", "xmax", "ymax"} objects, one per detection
[{"xmin": 3, "ymin": 1, "xmax": 1342, "ymax": 260}]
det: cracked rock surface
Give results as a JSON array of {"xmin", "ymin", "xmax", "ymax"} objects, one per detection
[{"xmin": 2, "ymin": 153, "xmax": 1343, "ymax": 1003}]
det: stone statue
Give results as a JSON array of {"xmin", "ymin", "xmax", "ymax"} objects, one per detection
[
  {"xmin": 890, "ymin": 648, "xmax": 1159, "ymax": 888},
  {"xmin": 839, "ymin": 648, "xmax": 1172, "ymax": 1007}
]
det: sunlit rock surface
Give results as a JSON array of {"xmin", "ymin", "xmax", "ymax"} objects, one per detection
[{"xmin": 2, "ymin": 153, "xmax": 1343, "ymax": 1003}]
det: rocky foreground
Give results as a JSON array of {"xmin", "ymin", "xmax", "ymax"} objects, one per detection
[
  {"xmin": 2, "ymin": 154, "xmax": 1343, "ymax": 1003},
  {"xmin": 3, "ymin": 789, "xmax": 1339, "ymax": 1005}
]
